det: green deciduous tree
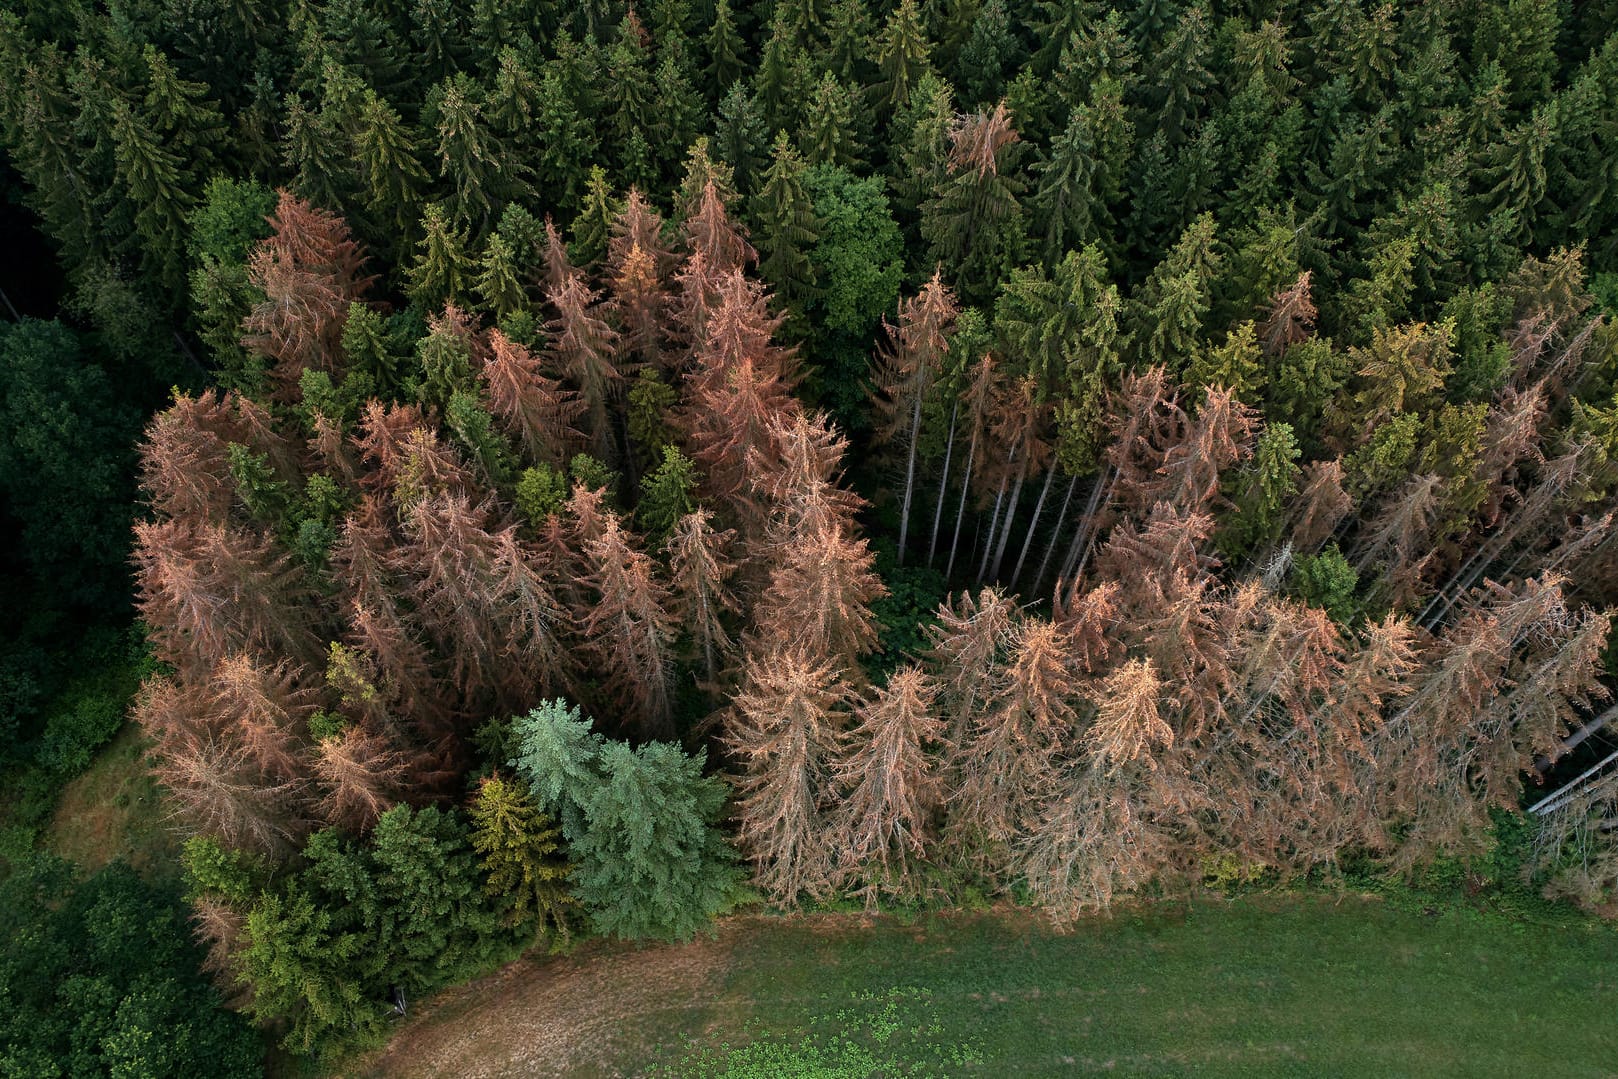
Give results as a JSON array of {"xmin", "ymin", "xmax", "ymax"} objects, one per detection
[
  {"xmin": 0, "ymin": 320, "xmax": 142, "ymax": 608},
  {"xmin": 0, "ymin": 857, "xmax": 261, "ymax": 1079}
]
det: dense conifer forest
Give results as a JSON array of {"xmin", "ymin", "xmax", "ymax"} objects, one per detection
[{"xmin": 2, "ymin": 0, "xmax": 1618, "ymax": 1068}]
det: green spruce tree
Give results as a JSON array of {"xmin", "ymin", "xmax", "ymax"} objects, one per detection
[{"xmin": 753, "ymin": 133, "xmax": 823, "ymax": 322}]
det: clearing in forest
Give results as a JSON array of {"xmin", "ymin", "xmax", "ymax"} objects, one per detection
[{"xmin": 352, "ymin": 895, "xmax": 1618, "ymax": 1078}]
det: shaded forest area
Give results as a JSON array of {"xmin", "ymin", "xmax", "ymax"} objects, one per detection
[{"xmin": 3, "ymin": 0, "xmax": 1618, "ymax": 1068}]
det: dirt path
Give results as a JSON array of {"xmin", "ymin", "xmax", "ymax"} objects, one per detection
[
  {"xmin": 349, "ymin": 931, "xmax": 736, "ymax": 1079},
  {"xmin": 346, "ymin": 909, "xmax": 1017, "ymax": 1078}
]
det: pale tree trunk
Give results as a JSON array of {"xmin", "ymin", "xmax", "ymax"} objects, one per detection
[
  {"xmin": 1420, "ymin": 530, "xmax": 1518, "ymax": 629},
  {"xmin": 1528, "ymin": 747, "xmax": 1618, "ymax": 816},
  {"xmin": 1534, "ymin": 703, "xmax": 1618, "ymax": 775},
  {"xmin": 928, "ymin": 403, "xmax": 959, "ymax": 568},
  {"xmin": 1062, "ymin": 469, "xmax": 1114, "ymax": 583},
  {"xmin": 946, "ymin": 421, "xmax": 981, "ymax": 581},
  {"xmin": 1413, "ymin": 469, "xmax": 1553, "ymax": 628},
  {"xmin": 896, "ymin": 391, "xmax": 925, "ymax": 566},
  {"xmin": 1033, "ymin": 474, "xmax": 1080, "ymax": 596},
  {"xmin": 1011, "ymin": 465, "xmax": 1060, "ymax": 591},
  {"xmin": 976, "ymin": 474, "xmax": 1009, "ymax": 583},
  {"xmin": 977, "ymin": 445, "xmax": 1018, "ymax": 584},
  {"xmin": 696, "ymin": 585, "xmax": 718, "ymax": 688},
  {"xmin": 988, "ymin": 454, "xmax": 1030, "ymax": 582}
]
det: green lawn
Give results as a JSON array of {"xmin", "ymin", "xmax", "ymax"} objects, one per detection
[{"xmin": 638, "ymin": 897, "xmax": 1617, "ymax": 1077}]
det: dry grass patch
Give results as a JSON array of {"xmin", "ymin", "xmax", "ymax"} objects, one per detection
[{"xmin": 45, "ymin": 724, "xmax": 181, "ymax": 878}]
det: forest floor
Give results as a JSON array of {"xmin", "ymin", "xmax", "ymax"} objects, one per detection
[
  {"xmin": 44, "ymin": 722, "xmax": 181, "ymax": 880},
  {"xmin": 346, "ymin": 894, "xmax": 1618, "ymax": 1078}
]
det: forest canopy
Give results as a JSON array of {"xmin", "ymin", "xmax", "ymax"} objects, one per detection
[{"xmin": 3, "ymin": 0, "xmax": 1618, "ymax": 1064}]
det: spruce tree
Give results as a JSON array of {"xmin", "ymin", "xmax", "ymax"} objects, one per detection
[
  {"xmin": 469, "ymin": 774, "xmax": 574, "ymax": 935},
  {"xmin": 827, "ymin": 0, "xmax": 875, "ymax": 87},
  {"xmin": 473, "ymin": 232, "xmax": 527, "ymax": 320},
  {"xmin": 704, "ymin": 0, "xmax": 747, "ymax": 95},
  {"xmin": 311, "ymin": 724, "xmax": 409, "ymax": 834},
  {"xmin": 109, "ymin": 98, "xmax": 195, "ymax": 294},
  {"xmin": 799, "ymin": 72, "xmax": 863, "ymax": 169},
  {"xmin": 727, "ymin": 649, "xmax": 852, "ymax": 903},
  {"xmin": 353, "ymin": 89, "xmax": 428, "ymax": 241},
  {"xmin": 827, "ymin": 664, "xmax": 945, "ymax": 902},
  {"xmin": 508, "ymin": 702, "xmax": 741, "ymax": 941},
  {"xmin": 920, "ymin": 102, "xmax": 1027, "ymax": 305},
  {"xmin": 545, "ymin": 275, "xmax": 625, "ymax": 463},
  {"xmin": 874, "ymin": 0, "xmax": 934, "ymax": 112},
  {"xmin": 531, "ymin": 63, "xmax": 598, "ymax": 206},
  {"xmin": 954, "ymin": 0, "xmax": 1022, "ymax": 107},
  {"xmin": 665, "ymin": 509, "xmax": 741, "ymax": 687},
  {"xmin": 752, "ymin": 134, "xmax": 823, "ymax": 322},
  {"xmin": 637, "ymin": 446, "xmax": 700, "ymax": 538},
  {"xmin": 580, "ymin": 514, "xmax": 678, "ymax": 739},
  {"xmin": 607, "ymin": 10, "xmax": 658, "ymax": 154},
  {"xmin": 874, "ymin": 272, "xmax": 957, "ymax": 564},
  {"xmin": 754, "ymin": 11, "xmax": 810, "ymax": 137},
  {"xmin": 1221, "ymin": 422, "xmax": 1302, "ymax": 560},
  {"xmin": 408, "ymin": 202, "xmax": 472, "ymax": 310},
  {"xmin": 651, "ymin": 55, "xmax": 703, "ymax": 175},
  {"xmin": 428, "ymin": 72, "xmax": 530, "ymax": 236},
  {"xmin": 715, "ymin": 83, "xmax": 769, "ymax": 196},
  {"xmin": 569, "ymin": 166, "xmax": 618, "ymax": 269},
  {"xmin": 944, "ymin": 618, "xmax": 1078, "ymax": 882}
]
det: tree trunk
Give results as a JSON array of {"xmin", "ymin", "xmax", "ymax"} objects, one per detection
[
  {"xmin": 946, "ymin": 422, "xmax": 981, "ymax": 581},
  {"xmin": 977, "ymin": 446, "xmax": 1017, "ymax": 584},
  {"xmin": 988, "ymin": 454, "xmax": 1030, "ymax": 582},
  {"xmin": 1528, "ymin": 746, "xmax": 1618, "ymax": 816},
  {"xmin": 976, "ymin": 474, "xmax": 1009, "ymax": 584},
  {"xmin": 1063, "ymin": 469, "xmax": 1114, "ymax": 583},
  {"xmin": 928, "ymin": 403, "xmax": 959, "ymax": 568},
  {"xmin": 1011, "ymin": 465, "xmax": 1060, "ymax": 591},
  {"xmin": 1033, "ymin": 473, "xmax": 1080, "ymax": 596},
  {"xmin": 1420, "ymin": 530, "xmax": 1514, "ymax": 629},
  {"xmin": 696, "ymin": 585, "xmax": 718, "ymax": 688},
  {"xmin": 897, "ymin": 392, "xmax": 925, "ymax": 566},
  {"xmin": 1534, "ymin": 703, "xmax": 1618, "ymax": 775}
]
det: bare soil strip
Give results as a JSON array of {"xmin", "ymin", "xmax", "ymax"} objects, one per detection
[{"xmin": 351, "ymin": 931, "xmax": 735, "ymax": 1078}]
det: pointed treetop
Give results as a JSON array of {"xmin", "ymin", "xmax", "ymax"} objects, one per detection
[
  {"xmin": 1085, "ymin": 657, "xmax": 1176, "ymax": 771},
  {"xmin": 948, "ymin": 100, "xmax": 1019, "ymax": 178},
  {"xmin": 683, "ymin": 178, "xmax": 756, "ymax": 273},
  {"xmin": 1258, "ymin": 270, "xmax": 1317, "ymax": 358},
  {"xmin": 608, "ymin": 188, "xmax": 676, "ymax": 280},
  {"xmin": 542, "ymin": 215, "xmax": 579, "ymax": 292}
]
